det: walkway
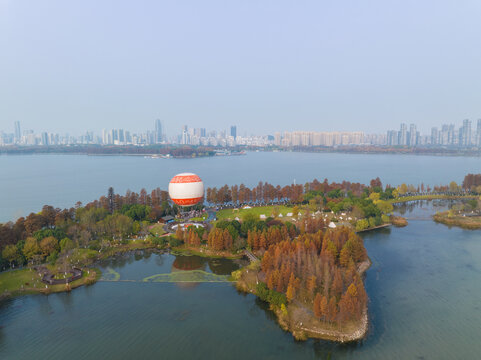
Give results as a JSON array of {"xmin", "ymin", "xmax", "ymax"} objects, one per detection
[
  {"xmin": 36, "ymin": 266, "xmax": 83, "ymax": 285},
  {"xmin": 244, "ymin": 250, "xmax": 259, "ymax": 262}
]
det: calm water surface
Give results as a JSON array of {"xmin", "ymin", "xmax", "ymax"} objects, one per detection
[
  {"xmin": 1, "ymin": 152, "xmax": 481, "ymax": 222},
  {"xmin": 1, "ymin": 202, "xmax": 480, "ymax": 359}
]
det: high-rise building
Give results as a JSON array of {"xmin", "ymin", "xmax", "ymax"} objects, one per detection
[
  {"xmin": 387, "ymin": 130, "xmax": 399, "ymax": 145},
  {"xmin": 460, "ymin": 119, "xmax": 472, "ymax": 146},
  {"xmin": 102, "ymin": 129, "xmax": 109, "ymax": 144},
  {"xmin": 448, "ymin": 124, "xmax": 456, "ymax": 145},
  {"xmin": 431, "ymin": 127, "xmax": 439, "ymax": 145},
  {"xmin": 477, "ymin": 119, "xmax": 481, "ymax": 146},
  {"xmin": 181, "ymin": 125, "xmax": 189, "ymax": 145},
  {"xmin": 439, "ymin": 124, "xmax": 449, "ymax": 145},
  {"xmin": 399, "ymin": 123, "xmax": 407, "ymax": 145},
  {"xmin": 274, "ymin": 132, "xmax": 281, "ymax": 146},
  {"xmin": 118, "ymin": 129, "xmax": 125, "ymax": 143},
  {"xmin": 230, "ymin": 126, "xmax": 237, "ymax": 139},
  {"xmin": 155, "ymin": 119, "xmax": 163, "ymax": 143},
  {"xmin": 41, "ymin": 132, "xmax": 48, "ymax": 146},
  {"xmin": 408, "ymin": 124, "xmax": 417, "ymax": 146},
  {"xmin": 14, "ymin": 121, "xmax": 21, "ymax": 142}
]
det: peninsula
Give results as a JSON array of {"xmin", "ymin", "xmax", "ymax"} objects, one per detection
[{"xmin": 1, "ymin": 174, "xmax": 480, "ymax": 341}]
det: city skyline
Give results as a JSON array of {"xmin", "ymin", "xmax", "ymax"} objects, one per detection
[
  {"xmin": 3, "ymin": 118, "xmax": 481, "ymax": 148},
  {"xmin": 3, "ymin": 115, "xmax": 481, "ymax": 138},
  {"xmin": 2, "ymin": 1, "xmax": 481, "ymax": 135}
]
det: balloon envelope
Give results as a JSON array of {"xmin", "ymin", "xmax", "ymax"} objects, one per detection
[{"xmin": 168, "ymin": 173, "xmax": 204, "ymax": 207}]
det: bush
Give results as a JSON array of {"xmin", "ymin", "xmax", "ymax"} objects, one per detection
[
  {"xmin": 88, "ymin": 241, "xmax": 101, "ymax": 251},
  {"xmin": 47, "ymin": 250, "xmax": 58, "ymax": 265},
  {"xmin": 151, "ymin": 236, "xmax": 167, "ymax": 247},
  {"xmin": 468, "ymin": 199, "xmax": 478, "ymax": 209},
  {"xmin": 169, "ymin": 236, "xmax": 183, "ymax": 247},
  {"xmin": 255, "ymin": 282, "xmax": 287, "ymax": 307},
  {"xmin": 268, "ymin": 291, "xmax": 287, "ymax": 307},
  {"xmin": 33, "ymin": 228, "xmax": 67, "ymax": 241},
  {"xmin": 368, "ymin": 217, "xmax": 377, "ymax": 228},
  {"xmin": 355, "ymin": 219, "xmax": 369, "ymax": 231},
  {"xmin": 256, "ymin": 282, "xmax": 270, "ymax": 301}
]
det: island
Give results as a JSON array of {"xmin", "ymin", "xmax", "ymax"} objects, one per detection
[{"xmin": 433, "ymin": 199, "xmax": 481, "ymax": 229}]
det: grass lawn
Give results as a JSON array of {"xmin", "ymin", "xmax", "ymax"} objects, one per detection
[
  {"xmin": 150, "ymin": 223, "xmax": 166, "ymax": 236},
  {"xmin": 66, "ymin": 248, "xmax": 99, "ymax": 266},
  {"xmin": 0, "ymin": 267, "xmax": 99, "ymax": 298},
  {"xmin": 216, "ymin": 205, "xmax": 298, "ymax": 221},
  {"xmin": 0, "ymin": 268, "xmax": 43, "ymax": 294},
  {"xmin": 190, "ymin": 212, "xmax": 209, "ymax": 222}
]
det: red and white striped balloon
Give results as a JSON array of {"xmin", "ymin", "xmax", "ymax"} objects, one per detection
[{"xmin": 168, "ymin": 173, "xmax": 204, "ymax": 207}]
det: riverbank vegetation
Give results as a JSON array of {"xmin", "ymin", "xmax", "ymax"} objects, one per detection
[
  {"xmin": 433, "ymin": 198, "xmax": 481, "ymax": 229},
  {"xmin": 0, "ymin": 144, "xmax": 217, "ymax": 158},
  {"xmin": 434, "ymin": 212, "xmax": 481, "ymax": 229}
]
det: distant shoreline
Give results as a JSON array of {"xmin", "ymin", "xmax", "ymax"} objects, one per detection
[{"xmin": 1, "ymin": 145, "xmax": 481, "ymax": 158}]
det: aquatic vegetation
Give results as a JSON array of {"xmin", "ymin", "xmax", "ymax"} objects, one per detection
[
  {"xmin": 101, "ymin": 267, "xmax": 121, "ymax": 281},
  {"xmin": 143, "ymin": 270, "xmax": 230, "ymax": 283}
]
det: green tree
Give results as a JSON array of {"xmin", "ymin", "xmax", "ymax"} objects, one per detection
[
  {"xmin": 23, "ymin": 237, "xmax": 40, "ymax": 261},
  {"xmin": 398, "ymin": 183, "xmax": 408, "ymax": 195},
  {"xmin": 376, "ymin": 200, "xmax": 394, "ymax": 214},
  {"xmin": 60, "ymin": 237, "xmax": 75, "ymax": 252},
  {"xmin": 40, "ymin": 236, "xmax": 59, "ymax": 256},
  {"xmin": 449, "ymin": 181, "xmax": 459, "ymax": 193},
  {"xmin": 2, "ymin": 245, "xmax": 19, "ymax": 267},
  {"xmin": 355, "ymin": 219, "xmax": 369, "ymax": 231}
]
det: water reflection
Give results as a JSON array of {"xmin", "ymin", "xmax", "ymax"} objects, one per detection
[
  {"xmin": 58, "ymin": 291, "xmax": 74, "ymax": 312},
  {"xmin": 172, "ymin": 256, "xmax": 204, "ymax": 271},
  {"xmin": 395, "ymin": 199, "xmax": 471, "ymax": 218},
  {"xmin": 98, "ymin": 249, "xmax": 164, "ymax": 269},
  {"xmin": 170, "ymin": 254, "xmax": 247, "ymax": 275}
]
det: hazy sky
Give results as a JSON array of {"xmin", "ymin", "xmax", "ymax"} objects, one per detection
[{"xmin": 1, "ymin": 0, "xmax": 481, "ymax": 136}]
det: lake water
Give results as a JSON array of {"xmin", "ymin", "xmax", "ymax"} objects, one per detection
[
  {"xmin": 1, "ymin": 202, "xmax": 480, "ymax": 359},
  {"xmin": 1, "ymin": 152, "xmax": 481, "ymax": 222}
]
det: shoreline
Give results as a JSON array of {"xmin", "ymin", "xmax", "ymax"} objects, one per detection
[
  {"xmin": 0, "ymin": 244, "xmax": 241, "ymax": 301},
  {"xmin": 1, "ymin": 242, "xmax": 372, "ymax": 342},
  {"xmin": 0, "ymin": 267, "xmax": 100, "ymax": 300},
  {"xmin": 0, "ymin": 242, "xmax": 167, "ymax": 300},
  {"xmin": 235, "ymin": 258, "xmax": 372, "ymax": 342},
  {"xmin": 433, "ymin": 211, "xmax": 481, "ymax": 230},
  {"xmin": 2, "ymin": 147, "xmax": 481, "ymax": 158}
]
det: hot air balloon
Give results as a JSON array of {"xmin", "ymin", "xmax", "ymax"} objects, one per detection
[{"xmin": 168, "ymin": 173, "xmax": 204, "ymax": 207}]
